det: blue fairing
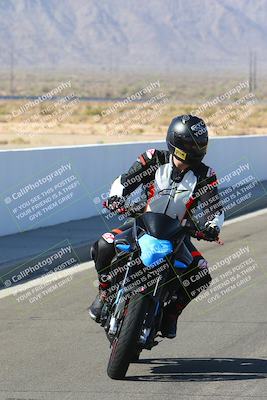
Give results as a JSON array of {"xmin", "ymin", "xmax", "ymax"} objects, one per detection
[
  {"xmin": 116, "ymin": 243, "xmax": 131, "ymax": 252},
  {"xmin": 174, "ymin": 260, "xmax": 188, "ymax": 269},
  {"xmin": 138, "ymin": 234, "xmax": 173, "ymax": 269}
]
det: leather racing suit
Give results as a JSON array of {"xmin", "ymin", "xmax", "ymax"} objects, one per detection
[{"xmin": 91, "ymin": 148, "xmax": 224, "ymax": 316}]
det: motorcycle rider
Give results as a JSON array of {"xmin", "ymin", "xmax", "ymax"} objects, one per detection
[{"xmin": 89, "ymin": 114, "xmax": 224, "ymax": 339}]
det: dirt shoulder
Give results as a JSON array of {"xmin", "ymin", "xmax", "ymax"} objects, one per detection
[{"xmin": 0, "ymin": 101, "xmax": 266, "ymax": 149}]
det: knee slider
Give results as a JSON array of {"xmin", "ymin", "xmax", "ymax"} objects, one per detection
[
  {"xmin": 90, "ymin": 241, "xmax": 98, "ymax": 261},
  {"xmin": 91, "ymin": 233, "xmax": 115, "ymax": 272},
  {"xmin": 91, "ymin": 235, "xmax": 113, "ymax": 261}
]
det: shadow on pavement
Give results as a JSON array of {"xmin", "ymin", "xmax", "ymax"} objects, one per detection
[{"xmin": 126, "ymin": 357, "xmax": 267, "ymax": 382}]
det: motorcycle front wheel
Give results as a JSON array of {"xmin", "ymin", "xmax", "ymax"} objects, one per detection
[{"xmin": 107, "ymin": 293, "xmax": 151, "ymax": 379}]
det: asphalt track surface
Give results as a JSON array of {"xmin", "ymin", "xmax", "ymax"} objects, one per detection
[{"xmin": 0, "ymin": 211, "xmax": 267, "ymax": 400}]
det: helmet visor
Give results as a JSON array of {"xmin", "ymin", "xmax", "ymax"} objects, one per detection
[{"xmin": 168, "ymin": 140, "xmax": 207, "ymax": 163}]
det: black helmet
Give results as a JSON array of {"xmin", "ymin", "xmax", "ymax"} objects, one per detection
[{"xmin": 166, "ymin": 115, "xmax": 208, "ymax": 164}]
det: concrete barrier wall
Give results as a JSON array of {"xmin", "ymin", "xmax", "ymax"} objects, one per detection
[{"xmin": 0, "ymin": 135, "xmax": 266, "ymax": 237}]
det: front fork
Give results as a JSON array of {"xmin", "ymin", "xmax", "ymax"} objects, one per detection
[
  {"xmin": 107, "ymin": 258, "xmax": 133, "ymax": 336},
  {"xmin": 138, "ymin": 274, "xmax": 168, "ymax": 348},
  {"xmin": 139, "ymin": 297, "xmax": 160, "ymax": 346},
  {"xmin": 107, "ymin": 264, "xmax": 168, "ymax": 348}
]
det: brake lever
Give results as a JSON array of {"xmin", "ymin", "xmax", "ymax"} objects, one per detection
[
  {"xmin": 195, "ymin": 231, "xmax": 224, "ymax": 245},
  {"xmin": 102, "ymin": 201, "xmax": 127, "ymax": 214},
  {"xmin": 215, "ymin": 237, "xmax": 224, "ymax": 245}
]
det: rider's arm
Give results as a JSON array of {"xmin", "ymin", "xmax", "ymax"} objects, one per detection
[
  {"xmin": 186, "ymin": 165, "xmax": 224, "ymax": 235},
  {"xmin": 199, "ymin": 167, "xmax": 224, "ymax": 230},
  {"xmin": 109, "ymin": 149, "xmax": 166, "ymax": 198}
]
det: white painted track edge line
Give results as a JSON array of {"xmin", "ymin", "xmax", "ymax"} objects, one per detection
[
  {"xmin": 224, "ymin": 207, "xmax": 267, "ymax": 225},
  {"xmin": 0, "ymin": 261, "xmax": 94, "ymax": 299}
]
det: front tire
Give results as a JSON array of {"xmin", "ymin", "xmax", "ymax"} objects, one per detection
[{"xmin": 107, "ymin": 293, "xmax": 150, "ymax": 379}]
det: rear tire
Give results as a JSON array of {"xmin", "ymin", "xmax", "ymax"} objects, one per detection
[{"xmin": 107, "ymin": 293, "xmax": 150, "ymax": 379}]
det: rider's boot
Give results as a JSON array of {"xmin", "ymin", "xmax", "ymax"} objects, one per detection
[
  {"xmin": 161, "ymin": 302, "xmax": 187, "ymax": 339},
  {"xmin": 89, "ymin": 274, "xmax": 111, "ymax": 323}
]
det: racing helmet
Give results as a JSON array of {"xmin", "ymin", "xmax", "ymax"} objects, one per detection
[{"xmin": 166, "ymin": 114, "xmax": 208, "ymax": 164}]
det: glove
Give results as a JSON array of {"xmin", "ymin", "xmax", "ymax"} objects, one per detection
[
  {"xmin": 104, "ymin": 196, "xmax": 125, "ymax": 213},
  {"xmin": 203, "ymin": 222, "xmax": 220, "ymax": 241}
]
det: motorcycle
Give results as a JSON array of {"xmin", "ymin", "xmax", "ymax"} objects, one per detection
[{"xmin": 98, "ymin": 209, "xmax": 221, "ymax": 380}]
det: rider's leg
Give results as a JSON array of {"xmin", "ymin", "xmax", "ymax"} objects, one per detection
[
  {"xmin": 161, "ymin": 238, "xmax": 211, "ymax": 338},
  {"xmin": 89, "ymin": 233, "xmax": 117, "ymax": 321},
  {"xmin": 89, "ymin": 219, "xmax": 134, "ymax": 322}
]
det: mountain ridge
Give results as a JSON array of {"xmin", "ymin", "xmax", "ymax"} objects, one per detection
[{"xmin": 0, "ymin": 0, "xmax": 266, "ymax": 71}]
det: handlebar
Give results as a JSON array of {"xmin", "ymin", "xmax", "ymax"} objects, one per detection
[
  {"xmin": 185, "ymin": 227, "xmax": 223, "ymax": 245},
  {"xmin": 102, "ymin": 200, "xmax": 143, "ymax": 218},
  {"xmin": 103, "ymin": 201, "xmax": 224, "ymax": 245}
]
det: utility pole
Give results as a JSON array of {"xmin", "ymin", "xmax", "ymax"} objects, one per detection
[
  {"xmin": 253, "ymin": 51, "xmax": 257, "ymax": 91},
  {"xmin": 249, "ymin": 51, "xmax": 257, "ymax": 93},
  {"xmin": 10, "ymin": 42, "xmax": 15, "ymax": 95},
  {"xmin": 249, "ymin": 51, "xmax": 253, "ymax": 93}
]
